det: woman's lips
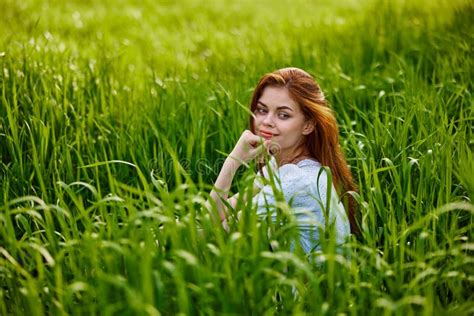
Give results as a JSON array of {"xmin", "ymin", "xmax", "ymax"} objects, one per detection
[{"xmin": 259, "ymin": 130, "xmax": 276, "ymax": 139}]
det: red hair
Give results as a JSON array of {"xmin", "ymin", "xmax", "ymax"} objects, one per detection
[{"xmin": 249, "ymin": 67, "xmax": 359, "ymax": 235}]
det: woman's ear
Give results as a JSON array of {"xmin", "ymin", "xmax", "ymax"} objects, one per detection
[{"xmin": 302, "ymin": 120, "xmax": 315, "ymax": 135}]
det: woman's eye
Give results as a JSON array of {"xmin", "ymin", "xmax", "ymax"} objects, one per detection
[
  {"xmin": 256, "ymin": 107, "xmax": 267, "ymax": 114},
  {"xmin": 278, "ymin": 112, "xmax": 290, "ymax": 119}
]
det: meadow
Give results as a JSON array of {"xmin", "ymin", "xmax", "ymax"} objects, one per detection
[{"xmin": 0, "ymin": 0, "xmax": 473, "ymax": 314}]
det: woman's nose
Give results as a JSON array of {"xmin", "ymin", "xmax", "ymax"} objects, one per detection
[{"xmin": 262, "ymin": 114, "xmax": 275, "ymax": 127}]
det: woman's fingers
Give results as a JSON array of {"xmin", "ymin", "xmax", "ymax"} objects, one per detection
[
  {"xmin": 230, "ymin": 130, "xmax": 263, "ymax": 163},
  {"xmin": 231, "ymin": 130, "xmax": 282, "ymax": 163},
  {"xmin": 248, "ymin": 142, "xmax": 266, "ymax": 157},
  {"xmin": 245, "ymin": 131, "xmax": 263, "ymax": 148}
]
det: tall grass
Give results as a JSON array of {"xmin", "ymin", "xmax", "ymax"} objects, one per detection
[{"xmin": 1, "ymin": 0, "xmax": 473, "ymax": 314}]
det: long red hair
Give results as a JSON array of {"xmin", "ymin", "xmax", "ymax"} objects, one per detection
[{"xmin": 249, "ymin": 67, "xmax": 359, "ymax": 235}]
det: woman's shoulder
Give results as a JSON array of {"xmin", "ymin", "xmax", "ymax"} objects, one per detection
[
  {"xmin": 296, "ymin": 158, "xmax": 322, "ymax": 169},
  {"xmin": 279, "ymin": 159, "xmax": 335, "ymax": 194},
  {"xmin": 279, "ymin": 158, "xmax": 322, "ymax": 179},
  {"xmin": 257, "ymin": 157, "xmax": 329, "ymax": 189}
]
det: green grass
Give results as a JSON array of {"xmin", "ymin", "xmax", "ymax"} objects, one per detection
[{"xmin": 1, "ymin": 0, "xmax": 473, "ymax": 314}]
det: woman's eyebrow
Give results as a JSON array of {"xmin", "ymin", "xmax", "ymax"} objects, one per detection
[{"xmin": 257, "ymin": 101, "xmax": 294, "ymax": 111}]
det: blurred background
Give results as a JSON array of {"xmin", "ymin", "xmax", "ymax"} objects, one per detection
[{"xmin": 0, "ymin": 0, "xmax": 473, "ymax": 314}]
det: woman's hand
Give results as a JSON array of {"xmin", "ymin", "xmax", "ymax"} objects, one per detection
[
  {"xmin": 229, "ymin": 130, "xmax": 268, "ymax": 165},
  {"xmin": 209, "ymin": 130, "xmax": 273, "ymax": 227}
]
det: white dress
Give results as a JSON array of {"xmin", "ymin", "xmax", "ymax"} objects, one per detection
[{"xmin": 252, "ymin": 156, "xmax": 350, "ymax": 253}]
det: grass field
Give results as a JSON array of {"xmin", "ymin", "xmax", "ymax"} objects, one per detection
[{"xmin": 1, "ymin": 0, "xmax": 473, "ymax": 314}]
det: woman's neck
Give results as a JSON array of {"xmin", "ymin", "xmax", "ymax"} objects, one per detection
[{"xmin": 276, "ymin": 146, "xmax": 312, "ymax": 166}]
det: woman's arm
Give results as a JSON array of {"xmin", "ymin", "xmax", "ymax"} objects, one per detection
[
  {"xmin": 209, "ymin": 157, "xmax": 241, "ymax": 221},
  {"xmin": 209, "ymin": 130, "xmax": 267, "ymax": 222}
]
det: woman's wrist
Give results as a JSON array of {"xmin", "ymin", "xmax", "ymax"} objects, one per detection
[{"xmin": 224, "ymin": 155, "xmax": 242, "ymax": 172}]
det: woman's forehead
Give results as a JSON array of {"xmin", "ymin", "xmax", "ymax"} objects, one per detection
[{"xmin": 258, "ymin": 86, "xmax": 299, "ymax": 110}]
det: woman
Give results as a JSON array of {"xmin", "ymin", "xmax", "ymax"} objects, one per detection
[{"xmin": 210, "ymin": 67, "xmax": 358, "ymax": 253}]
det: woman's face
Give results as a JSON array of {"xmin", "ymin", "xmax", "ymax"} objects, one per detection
[{"xmin": 253, "ymin": 86, "xmax": 314, "ymax": 161}]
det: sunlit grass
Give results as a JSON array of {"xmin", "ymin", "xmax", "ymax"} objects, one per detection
[{"xmin": 1, "ymin": 0, "xmax": 473, "ymax": 314}]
